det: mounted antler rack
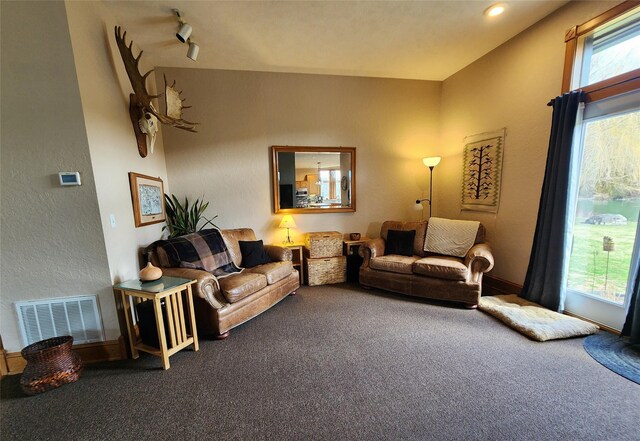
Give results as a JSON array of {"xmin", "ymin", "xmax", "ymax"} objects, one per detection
[{"xmin": 114, "ymin": 26, "xmax": 198, "ymax": 157}]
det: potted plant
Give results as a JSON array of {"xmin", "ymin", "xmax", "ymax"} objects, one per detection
[{"xmin": 163, "ymin": 194, "xmax": 219, "ymax": 238}]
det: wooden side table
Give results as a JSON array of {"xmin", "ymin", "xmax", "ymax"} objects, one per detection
[
  {"xmin": 343, "ymin": 237, "xmax": 369, "ymax": 256},
  {"xmin": 114, "ymin": 276, "xmax": 199, "ymax": 370},
  {"xmin": 343, "ymin": 237, "xmax": 369, "ymax": 283},
  {"xmin": 273, "ymin": 242, "xmax": 305, "ymax": 284}
]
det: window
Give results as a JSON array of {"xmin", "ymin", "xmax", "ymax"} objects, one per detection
[
  {"xmin": 562, "ymin": 1, "xmax": 640, "ymax": 101},
  {"xmin": 318, "ymin": 170, "xmax": 341, "ymax": 201},
  {"xmin": 563, "ymin": 2, "xmax": 640, "ymax": 330},
  {"xmin": 573, "ymin": 8, "xmax": 640, "ymax": 88},
  {"xmin": 567, "ymin": 92, "xmax": 640, "ymax": 305}
]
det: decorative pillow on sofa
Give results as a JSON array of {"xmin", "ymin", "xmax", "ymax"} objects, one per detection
[
  {"xmin": 385, "ymin": 229, "xmax": 416, "ymax": 257},
  {"xmin": 239, "ymin": 240, "xmax": 272, "ymax": 268}
]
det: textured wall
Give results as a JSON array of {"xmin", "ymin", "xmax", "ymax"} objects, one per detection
[
  {"xmin": 0, "ymin": 1, "xmax": 113, "ymax": 352},
  {"xmin": 439, "ymin": 1, "xmax": 618, "ymax": 285},
  {"xmin": 1, "ymin": 1, "xmax": 618, "ymax": 354},
  {"xmin": 157, "ymin": 68, "xmax": 442, "ymax": 244},
  {"xmin": 65, "ymin": 1, "xmax": 170, "ymax": 284}
]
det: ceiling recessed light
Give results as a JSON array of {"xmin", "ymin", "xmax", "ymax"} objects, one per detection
[{"xmin": 484, "ymin": 3, "xmax": 506, "ymax": 17}]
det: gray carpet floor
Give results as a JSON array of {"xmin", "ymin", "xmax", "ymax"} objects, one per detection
[{"xmin": 1, "ymin": 284, "xmax": 638, "ymax": 441}]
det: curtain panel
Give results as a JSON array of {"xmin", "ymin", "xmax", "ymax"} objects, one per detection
[
  {"xmin": 520, "ymin": 91, "xmax": 584, "ymax": 312},
  {"xmin": 621, "ymin": 233, "xmax": 640, "ymax": 344}
]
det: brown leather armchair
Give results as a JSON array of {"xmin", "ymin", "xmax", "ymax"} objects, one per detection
[
  {"xmin": 145, "ymin": 228, "xmax": 299, "ymax": 338},
  {"xmin": 359, "ymin": 220, "xmax": 494, "ymax": 308}
]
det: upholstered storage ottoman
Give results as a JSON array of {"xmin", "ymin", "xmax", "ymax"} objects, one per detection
[
  {"xmin": 304, "ymin": 256, "xmax": 346, "ymax": 286},
  {"xmin": 304, "ymin": 231, "xmax": 342, "ymax": 258}
]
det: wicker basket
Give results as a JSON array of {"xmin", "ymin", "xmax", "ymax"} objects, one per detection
[
  {"xmin": 304, "ymin": 231, "xmax": 342, "ymax": 258},
  {"xmin": 20, "ymin": 336, "xmax": 83, "ymax": 396},
  {"xmin": 304, "ymin": 256, "xmax": 346, "ymax": 286}
]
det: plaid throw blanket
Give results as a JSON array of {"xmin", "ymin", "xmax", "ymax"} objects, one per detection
[{"xmin": 154, "ymin": 228, "xmax": 242, "ymax": 278}]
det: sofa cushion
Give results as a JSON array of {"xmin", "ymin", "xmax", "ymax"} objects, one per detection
[
  {"xmin": 385, "ymin": 230, "xmax": 416, "ymax": 256},
  {"xmin": 413, "ymin": 256, "xmax": 469, "ymax": 281},
  {"xmin": 246, "ymin": 261, "xmax": 293, "ymax": 285},
  {"xmin": 239, "ymin": 240, "xmax": 271, "ymax": 268},
  {"xmin": 370, "ymin": 255, "xmax": 419, "ymax": 274},
  {"xmin": 219, "ymin": 273, "xmax": 268, "ymax": 303}
]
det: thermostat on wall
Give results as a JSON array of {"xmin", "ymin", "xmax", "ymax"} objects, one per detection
[{"xmin": 58, "ymin": 172, "xmax": 81, "ymax": 186}]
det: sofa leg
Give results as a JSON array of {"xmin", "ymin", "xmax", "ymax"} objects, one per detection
[
  {"xmin": 289, "ymin": 290, "xmax": 297, "ymax": 296},
  {"xmin": 215, "ymin": 331, "xmax": 230, "ymax": 340},
  {"xmin": 361, "ymin": 285, "xmax": 372, "ymax": 290},
  {"xmin": 465, "ymin": 304, "xmax": 478, "ymax": 309}
]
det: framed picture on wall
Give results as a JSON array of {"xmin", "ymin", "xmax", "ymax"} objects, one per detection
[{"xmin": 128, "ymin": 172, "xmax": 166, "ymax": 227}]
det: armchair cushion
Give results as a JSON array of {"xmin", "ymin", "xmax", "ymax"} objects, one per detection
[
  {"xmin": 413, "ymin": 256, "xmax": 469, "ymax": 281},
  {"xmin": 238, "ymin": 240, "xmax": 271, "ymax": 268},
  {"xmin": 385, "ymin": 229, "xmax": 416, "ymax": 256}
]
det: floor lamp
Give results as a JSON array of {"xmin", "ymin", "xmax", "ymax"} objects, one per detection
[{"xmin": 415, "ymin": 156, "xmax": 441, "ymax": 218}]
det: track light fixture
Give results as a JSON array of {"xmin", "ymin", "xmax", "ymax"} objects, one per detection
[
  {"xmin": 187, "ymin": 39, "xmax": 199, "ymax": 61},
  {"xmin": 176, "ymin": 23, "xmax": 192, "ymax": 43},
  {"xmin": 173, "ymin": 9, "xmax": 198, "ymax": 61}
]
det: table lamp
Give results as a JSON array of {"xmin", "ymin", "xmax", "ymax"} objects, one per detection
[{"xmin": 279, "ymin": 215, "xmax": 296, "ymax": 244}]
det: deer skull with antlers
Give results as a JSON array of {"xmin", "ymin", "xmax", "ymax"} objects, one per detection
[{"xmin": 114, "ymin": 26, "xmax": 197, "ymax": 157}]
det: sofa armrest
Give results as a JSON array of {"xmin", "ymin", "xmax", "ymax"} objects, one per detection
[
  {"xmin": 359, "ymin": 238, "xmax": 385, "ymax": 267},
  {"xmin": 464, "ymin": 243, "xmax": 494, "ymax": 274},
  {"xmin": 160, "ymin": 267, "xmax": 227, "ymax": 309},
  {"xmin": 264, "ymin": 245, "xmax": 293, "ymax": 262}
]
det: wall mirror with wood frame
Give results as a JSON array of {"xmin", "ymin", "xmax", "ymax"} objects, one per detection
[{"xmin": 271, "ymin": 146, "xmax": 356, "ymax": 214}]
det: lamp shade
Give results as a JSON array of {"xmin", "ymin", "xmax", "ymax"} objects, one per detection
[
  {"xmin": 422, "ymin": 156, "xmax": 441, "ymax": 167},
  {"xmin": 279, "ymin": 215, "xmax": 296, "ymax": 229}
]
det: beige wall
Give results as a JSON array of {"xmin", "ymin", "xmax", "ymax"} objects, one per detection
[
  {"xmin": 158, "ymin": 68, "xmax": 442, "ymax": 243},
  {"xmin": 0, "ymin": 1, "xmax": 113, "ymax": 352},
  {"xmin": 1, "ymin": 1, "xmax": 623, "ymax": 353},
  {"xmin": 65, "ymin": 1, "xmax": 169, "ymax": 284},
  {"xmin": 439, "ymin": 1, "xmax": 618, "ymax": 285}
]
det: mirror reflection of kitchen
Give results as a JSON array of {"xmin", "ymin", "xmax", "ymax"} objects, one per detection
[{"xmin": 277, "ymin": 151, "xmax": 352, "ymax": 209}]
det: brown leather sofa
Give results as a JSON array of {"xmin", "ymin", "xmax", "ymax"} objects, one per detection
[
  {"xmin": 145, "ymin": 228, "xmax": 299, "ymax": 338},
  {"xmin": 359, "ymin": 220, "xmax": 494, "ymax": 308}
]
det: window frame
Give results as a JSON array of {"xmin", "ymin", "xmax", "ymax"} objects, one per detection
[
  {"xmin": 562, "ymin": 0, "xmax": 640, "ymax": 101},
  {"xmin": 562, "ymin": 1, "xmax": 640, "ymax": 328}
]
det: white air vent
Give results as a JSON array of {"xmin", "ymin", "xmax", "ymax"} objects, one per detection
[{"xmin": 15, "ymin": 295, "xmax": 105, "ymax": 347}]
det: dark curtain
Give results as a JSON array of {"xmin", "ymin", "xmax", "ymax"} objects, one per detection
[
  {"xmin": 621, "ymin": 245, "xmax": 640, "ymax": 344},
  {"xmin": 520, "ymin": 91, "xmax": 584, "ymax": 311}
]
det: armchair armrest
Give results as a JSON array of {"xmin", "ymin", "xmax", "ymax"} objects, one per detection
[
  {"xmin": 464, "ymin": 243, "xmax": 494, "ymax": 274},
  {"xmin": 264, "ymin": 245, "xmax": 292, "ymax": 262},
  {"xmin": 160, "ymin": 267, "xmax": 227, "ymax": 309},
  {"xmin": 359, "ymin": 238, "xmax": 385, "ymax": 267}
]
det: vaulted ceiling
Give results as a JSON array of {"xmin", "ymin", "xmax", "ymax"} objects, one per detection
[{"xmin": 103, "ymin": 0, "xmax": 569, "ymax": 81}]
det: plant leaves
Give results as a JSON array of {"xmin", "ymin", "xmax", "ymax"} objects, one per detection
[{"xmin": 163, "ymin": 193, "xmax": 218, "ymax": 238}]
